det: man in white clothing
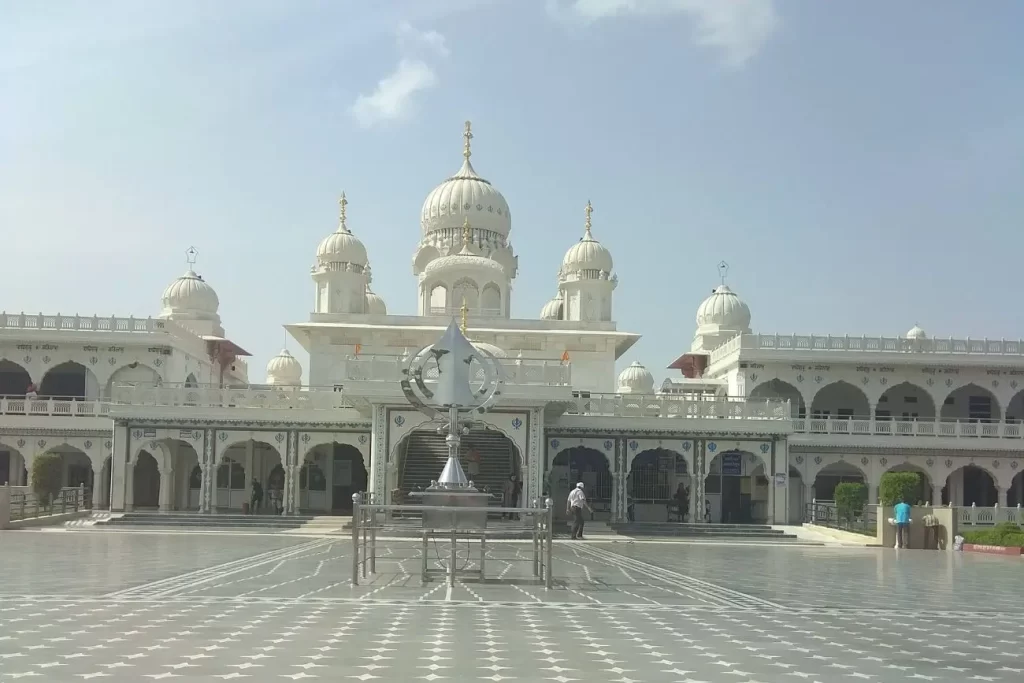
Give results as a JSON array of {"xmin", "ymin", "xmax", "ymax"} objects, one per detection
[{"xmin": 567, "ymin": 482, "xmax": 592, "ymax": 540}]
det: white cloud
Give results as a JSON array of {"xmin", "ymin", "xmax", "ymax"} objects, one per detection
[
  {"xmin": 350, "ymin": 22, "xmax": 449, "ymax": 127},
  {"xmin": 351, "ymin": 59, "xmax": 439, "ymax": 128},
  {"xmin": 549, "ymin": 0, "xmax": 779, "ymax": 68},
  {"xmin": 397, "ymin": 21, "xmax": 450, "ymax": 58}
]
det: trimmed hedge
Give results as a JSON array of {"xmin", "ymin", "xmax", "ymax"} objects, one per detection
[
  {"xmin": 834, "ymin": 482, "xmax": 868, "ymax": 523},
  {"xmin": 962, "ymin": 522, "xmax": 1024, "ymax": 548},
  {"xmin": 879, "ymin": 471, "xmax": 921, "ymax": 507},
  {"xmin": 30, "ymin": 452, "xmax": 64, "ymax": 509}
]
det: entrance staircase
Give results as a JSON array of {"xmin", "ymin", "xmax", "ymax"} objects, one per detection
[
  {"xmin": 608, "ymin": 522, "xmax": 815, "ymax": 544},
  {"xmin": 89, "ymin": 512, "xmax": 313, "ymax": 531},
  {"xmin": 399, "ymin": 429, "xmax": 516, "ymax": 503}
]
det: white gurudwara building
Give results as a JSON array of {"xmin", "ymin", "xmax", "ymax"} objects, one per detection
[{"xmin": 3, "ymin": 122, "xmax": 1024, "ymax": 526}]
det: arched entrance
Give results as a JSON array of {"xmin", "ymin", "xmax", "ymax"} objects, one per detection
[
  {"xmin": 627, "ymin": 448, "xmax": 688, "ymax": 522},
  {"xmin": 0, "ymin": 360, "xmax": 32, "ymax": 396},
  {"xmin": 397, "ymin": 427, "xmax": 520, "ymax": 504},
  {"xmin": 1009, "ymin": 471, "xmax": 1023, "ymax": 507},
  {"xmin": 1, "ymin": 444, "xmax": 27, "ymax": 486},
  {"xmin": 705, "ymin": 450, "xmax": 765, "ymax": 524},
  {"xmin": 40, "ymin": 361, "xmax": 99, "ymax": 399},
  {"xmin": 105, "ymin": 363, "xmax": 161, "ymax": 398},
  {"xmin": 943, "ymin": 464, "xmax": 998, "ymax": 506},
  {"xmin": 811, "ymin": 461, "xmax": 866, "ymax": 501},
  {"xmin": 550, "ymin": 447, "xmax": 611, "ymax": 522},
  {"xmin": 133, "ymin": 451, "xmax": 161, "ymax": 509},
  {"xmin": 217, "ymin": 440, "xmax": 282, "ymax": 512},
  {"xmin": 98, "ymin": 456, "xmax": 112, "ymax": 509},
  {"xmin": 301, "ymin": 443, "xmax": 367, "ymax": 514},
  {"xmin": 750, "ymin": 380, "xmax": 805, "ymax": 418}
]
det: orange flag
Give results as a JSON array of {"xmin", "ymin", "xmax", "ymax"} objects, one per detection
[
  {"xmin": 561, "ymin": 350, "xmax": 570, "ymax": 362},
  {"xmin": 354, "ymin": 344, "xmax": 361, "ymax": 356}
]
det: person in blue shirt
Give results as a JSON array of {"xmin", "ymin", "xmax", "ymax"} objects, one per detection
[{"xmin": 894, "ymin": 498, "xmax": 912, "ymax": 549}]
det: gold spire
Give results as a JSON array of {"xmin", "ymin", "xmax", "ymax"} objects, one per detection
[
  {"xmin": 462, "ymin": 217, "xmax": 473, "ymax": 249},
  {"xmin": 463, "ymin": 120, "xmax": 473, "ymax": 160},
  {"xmin": 584, "ymin": 200, "xmax": 594, "ymax": 238},
  {"xmin": 338, "ymin": 192, "xmax": 349, "ymax": 232},
  {"xmin": 460, "ymin": 299, "xmax": 469, "ymax": 335}
]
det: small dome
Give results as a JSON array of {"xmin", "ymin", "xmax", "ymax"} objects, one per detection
[
  {"xmin": 160, "ymin": 269, "xmax": 220, "ymax": 318},
  {"xmin": 316, "ymin": 193, "xmax": 368, "ymax": 269},
  {"xmin": 470, "ymin": 340, "xmax": 506, "ymax": 358},
  {"xmin": 540, "ymin": 296, "xmax": 563, "ymax": 320},
  {"xmin": 421, "ymin": 122, "xmax": 512, "ymax": 238},
  {"xmin": 266, "ymin": 349, "xmax": 302, "ymax": 386},
  {"xmin": 560, "ymin": 201, "xmax": 613, "ymax": 278},
  {"xmin": 617, "ymin": 360, "xmax": 654, "ymax": 394},
  {"xmin": 423, "ymin": 220, "xmax": 506, "ymax": 279},
  {"xmin": 696, "ymin": 285, "xmax": 751, "ymax": 332},
  {"xmin": 365, "ymin": 287, "xmax": 387, "ymax": 314},
  {"xmin": 906, "ymin": 324, "xmax": 927, "ymax": 340}
]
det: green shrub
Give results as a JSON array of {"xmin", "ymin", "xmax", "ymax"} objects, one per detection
[
  {"xmin": 879, "ymin": 471, "xmax": 921, "ymax": 507},
  {"xmin": 30, "ymin": 453, "xmax": 64, "ymax": 509},
  {"xmin": 962, "ymin": 523, "xmax": 1024, "ymax": 547},
  {"xmin": 834, "ymin": 482, "xmax": 868, "ymax": 523}
]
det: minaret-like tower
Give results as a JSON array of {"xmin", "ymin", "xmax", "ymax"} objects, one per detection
[
  {"xmin": 557, "ymin": 200, "xmax": 617, "ymax": 322},
  {"xmin": 312, "ymin": 193, "xmax": 372, "ymax": 314}
]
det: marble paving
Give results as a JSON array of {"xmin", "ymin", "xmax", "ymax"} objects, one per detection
[{"xmin": 1, "ymin": 530, "xmax": 1022, "ymax": 681}]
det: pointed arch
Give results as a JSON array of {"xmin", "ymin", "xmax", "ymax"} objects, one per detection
[
  {"xmin": 941, "ymin": 383, "xmax": 1001, "ymax": 422},
  {"xmin": 0, "ymin": 359, "xmax": 32, "ymax": 396},
  {"xmin": 749, "ymin": 379, "xmax": 805, "ymax": 418},
  {"xmin": 876, "ymin": 381, "xmax": 936, "ymax": 421},
  {"xmin": 943, "ymin": 464, "xmax": 998, "ymax": 506},
  {"xmin": 40, "ymin": 361, "xmax": 100, "ymax": 399},
  {"xmin": 810, "ymin": 380, "xmax": 870, "ymax": 420}
]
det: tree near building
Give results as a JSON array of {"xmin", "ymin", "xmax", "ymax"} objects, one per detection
[
  {"xmin": 31, "ymin": 453, "xmax": 63, "ymax": 510},
  {"xmin": 834, "ymin": 482, "xmax": 868, "ymax": 523},
  {"xmin": 879, "ymin": 471, "xmax": 921, "ymax": 507}
]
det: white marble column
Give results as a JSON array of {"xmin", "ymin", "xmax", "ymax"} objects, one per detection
[
  {"xmin": 610, "ymin": 471, "xmax": 623, "ymax": 522},
  {"xmin": 124, "ymin": 462, "xmax": 135, "ymax": 512},
  {"xmin": 771, "ymin": 440, "xmax": 788, "ymax": 525},
  {"xmin": 158, "ymin": 466, "xmax": 174, "ymax": 511},
  {"xmin": 244, "ymin": 440, "xmax": 254, "ymax": 503},
  {"xmin": 91, "ymin": 465, "xmax": 103, "ymax": 509}
]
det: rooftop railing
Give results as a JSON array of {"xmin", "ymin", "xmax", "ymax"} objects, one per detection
[
  {"xmin": 563, "ymin": 394, "xmax": 792, "ymax": 420},
  {"xmin": 110, "ymin": 383, "xmax": 352, "ymax": 410},
  {"xmin": 710, "ymin": 333, "xmax": 1024, "ymax": 364},
  {"xmin": 345, "ymin": 355, "xmax": 571, "ymax": 386},
  {"xmin": 0, "ymin": 396, "xmax": 110, "ymax": 417},
  {"xmin": 427, "ymin": 306, "xmax": 503, "ymax": 317},
  {"xmin": 1, "ymin": 312, "xmax": 175, "ymax": 334},
  {"xmin": 792, "ymin": 417, "xmax": 1024, "ymax": 439}
]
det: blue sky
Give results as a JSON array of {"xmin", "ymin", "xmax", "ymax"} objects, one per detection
[{"xmin": 3, "ymin": 0, "xmax": 1023, "ymax": 385}]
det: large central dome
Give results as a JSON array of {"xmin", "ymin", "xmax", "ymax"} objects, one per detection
[{"xmin": 420, "ymin": 121, "xmax": 511, "ymax": 237}]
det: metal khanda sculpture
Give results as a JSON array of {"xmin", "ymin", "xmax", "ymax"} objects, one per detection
[{"xmin": 400, "ymin": 318, "xmax": 504, "ymax": 489}]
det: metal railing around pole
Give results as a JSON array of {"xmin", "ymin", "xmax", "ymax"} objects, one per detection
[{"xmin": 349, "ymin": 494, "xmax": 554, "ymax": 589}]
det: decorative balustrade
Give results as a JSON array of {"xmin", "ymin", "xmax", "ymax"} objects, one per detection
[
  {"xmin": 793, "ymin": 417, "xmax": 1024, "ymax": 439},
  {"xmin": 563, "ymin": 394, "xmax": 791, "ymax": 420},
  {"xmin": 110, "ymin": 384, "xmax": 351, "ymax": 410},
  {"xmin": 0, "ymin": 312, "xmax": 173, "ymax": 334},
  {"xmin": 957, "ymin": 505, "xmax": 1023, "ymax": 526},
  {"xmin": 0, "ymin": 396, "xmax": 109, "ymax": 417},
  {"xmin": 345, "ymin": 356, "xmax": 571, "ymax": 386},
  {"xmin": 710, "ymin": 332, "xmax": 1024, "ymax": 364},
  {"xmin": 427, "ymin": 306, "xmax": 503, "ymax": 317}
]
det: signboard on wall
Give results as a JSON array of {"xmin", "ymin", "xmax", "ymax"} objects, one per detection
[{"xmin": 721, "ymin": 452, "xmax": 742, "ymax": 476}]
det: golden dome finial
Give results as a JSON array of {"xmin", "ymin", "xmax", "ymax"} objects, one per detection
[
  {"xmin": 460, "ymin": 299, "xmax": 469, "ymax": 335},
  {"xmin": 584, "ymin": 200, "xmax": 594, "ymax": 238},
  {"xmin": 338, "ymin": 192, "xmax": 349, "ymax": 232},
  {"xmin": 463, "ymin": 120, "xmax": 473, "ymax": 160}
]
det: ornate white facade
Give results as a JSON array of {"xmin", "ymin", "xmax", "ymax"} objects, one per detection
[{"xmin": 3, "ymin": 121, "xmax": 1021, "ymax": 526}]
